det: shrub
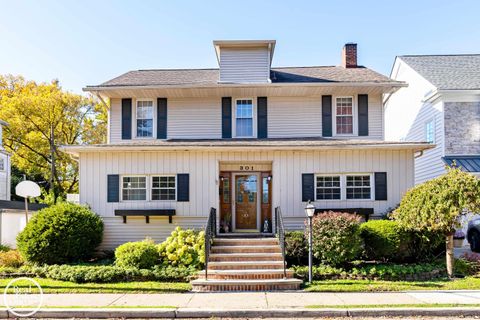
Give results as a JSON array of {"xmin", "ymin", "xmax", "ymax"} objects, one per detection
[
  {"xmin": 17, "ymin": 264, "xmax": 196, "ymax": 283},
  {"xmin": 285, "ymin": 231, "xmax": 307, "ymax": 265},
  {"xmin": 360, "ymin": 220, "xmax": 407, "ymax": 261},
  {"xmin": 0, "ymin": 244, "xmax": 11, "ymax": 252},
  {"xmin": 157, "ymin": 227, "xmax": 205, "ymax": 268},
  {"xmin": 115, "ymin": 239, "xmax": 158, "ymax": 269},
  {"xmin": 16, "ymin": 203, "xmax": 103, "ymax": 264},
  {"xmin": 405, "ymin": 229, "xmax": 444, "ymax": 262},
  {"xmin": 0, "ymin": 250, "xmax": 24, "ymax": 268},
  {"xmin": 310, "ymin": 212, "xmax": 363, "ymax": 266}
]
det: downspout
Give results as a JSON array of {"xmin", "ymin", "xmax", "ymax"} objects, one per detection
[{"xmin": 414, "ymin": 150, "xmax": 424, "ymax": 159}]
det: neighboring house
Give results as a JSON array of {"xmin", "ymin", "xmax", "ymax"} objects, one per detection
[
  {"xmin": 63, "ymin": 40, "xmax": 431, "ymax": 249},
  {"xmin": 385, "ymin": 55, "xmax": 480, "ymax": 184},
  {"xmin": 0, "ymin": 120, "xmax": 11, "ymax": 201}
]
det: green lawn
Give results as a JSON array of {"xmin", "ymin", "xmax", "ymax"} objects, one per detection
[
  {"xmin": 304, "ymin": 277, "xmax": 480, "ymax": 292},
  {"xmin": 0, "ymin": 278, "xmax": 191, "ymax": 293},
  {"xmin": 306, "ymin": 303, "xmax": 480, "ymax": 309}
]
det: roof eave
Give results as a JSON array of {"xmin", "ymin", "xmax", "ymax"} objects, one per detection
[
  {"xmin": 83, "ymin": 81, "xmax": 407, "ymax": 92},
  {"xmin": 61, "ymin": 141, "xmax": 433, "ymax": 157}
]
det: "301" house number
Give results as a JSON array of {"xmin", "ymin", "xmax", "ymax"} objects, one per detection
[{"xmin": 239, "ymin": 165, "xmax": 254, "ymax": 171}]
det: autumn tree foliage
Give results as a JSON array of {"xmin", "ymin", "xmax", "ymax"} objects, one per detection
[
  {"xmin": 391, "ymin": 167, "xmax": 480, "ymax": 277},
  {"xmin": 0, "ymin": 75, "xmax": 107, "ymax": 199}
]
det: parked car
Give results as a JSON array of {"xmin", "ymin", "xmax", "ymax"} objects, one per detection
[{"xmin": 467, "ymin": 218, "xmax": 480, "ymax": 252}]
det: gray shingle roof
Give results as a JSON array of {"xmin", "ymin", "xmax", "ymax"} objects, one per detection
[
  {"xmin": 90, "ymin": 66, "xmax": 396, "ymax": 88},
  {"xmin": 400, "ymin": 55, "xmax": 480, "ymax": 90}
]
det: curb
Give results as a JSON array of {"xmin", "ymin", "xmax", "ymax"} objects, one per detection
[{"xmin": 2, "ymin": 307, "xmax": 480, "ymax": 318}]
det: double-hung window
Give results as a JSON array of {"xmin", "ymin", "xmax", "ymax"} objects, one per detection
[
  {"xmin": 235, "ymin": 99, "xmax": 253, "ymax": 137},
  {"xmin": 151, "ymin": 176, "xmax": 176, "ymax": 200},
  {"xmin": 316, "ymin": 176, "xmax": 341, "ymax": 200},
  {"xmin": 0, "ymin": 159, "xmax": 4, "ymax": 171},
  {"xmin": 335, "ymin": 97, "xmax": 354, "ymax": 135},
  {"xmin": 136, "ymin": 100, "xmax": 153, "ymax": 138},
  {"xmin": 122, "ymin": 176, "xmax": 147, "ymax": 201},
  {"xmin": 346, "ymin": 175, "xmax": 371, "ymax": 199}
]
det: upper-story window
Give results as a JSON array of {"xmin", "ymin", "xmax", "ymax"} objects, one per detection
[
  {"xmin": 235, "ymin": 99, "xmax": 254, "ymax": 137},
  {"xmin": 136, "ymin": 100, "xmax": 154, "ymax": 138},
  {"xmin": 335, "ymin": 97, "xmax": 354, "ymax": 135},
  {"xmin": 425, "ymin": 119, "xmax": 435, "ymax": 144},
  {"xmin": 0, "ymin": 159, "xmax": 4, "ymax": 171}
]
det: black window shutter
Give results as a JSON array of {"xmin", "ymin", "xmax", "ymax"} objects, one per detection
[
  {"xmin": 257, "ymin": 97, "xmax": 268, "ymax": 138},
  {"xmin": 322, "ymin": 95, "xmax": 332, "ymax": 137},
  {"xmin": 157, "ymin": 98, "xmax": 167, "ymax": 139},
  {"xmin": 222, "ymin": 97, "xmax": 232, "ymax": 139},
  {"xmin": 107, "ymin": 174, "xmax": 120, "ymax": 203},
  {"xmin": 177, "ymin": 173, "xmax": 190, "ymax": 202},
  {"xmin": 302, "ymin": 173, "xmax": 315, "ymax": 202},
  {"xmin": 374, "ymin": 172, "xmax": 387, "ymax": 200},
  {"xmin": 358, "ymin": 94, "xmax": 369, "ymax": 136},
  {"xmin": 121, "ymin": 98, "xmax": 132, "ymax": 140}
]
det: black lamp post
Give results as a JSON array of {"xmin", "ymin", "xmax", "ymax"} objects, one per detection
[{"xmin": 305, "ymin": 201, "xmax": 315, "ymax": 283}]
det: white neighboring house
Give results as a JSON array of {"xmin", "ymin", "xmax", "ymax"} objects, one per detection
[
  {"xmin": 63, "ymin": 40, "xmax": 432, "ymax": 250},
  {"xmin": 0, "ymin": 120, "xmax": 11, "ymax": 200},
  {"xmin": 385, "ymin": 55, "xmax": 480, "ymax": 184}
]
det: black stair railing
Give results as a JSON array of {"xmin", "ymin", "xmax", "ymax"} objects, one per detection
[
  {"xmin": 204, "ymin": 207, "xmax": 217, "ymax": 280},
  {"xmin": 275, "ymin": 206, "xmax": 287, "ymax": 279}
]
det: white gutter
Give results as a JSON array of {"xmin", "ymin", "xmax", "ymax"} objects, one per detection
[{"xmin": 83, "ymin": 81, "xmax": 407, "ymax": 92}]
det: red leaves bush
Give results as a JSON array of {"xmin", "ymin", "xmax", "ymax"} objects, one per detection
[{"xmin": 309, "ymin": 211, "xmax": 362, "ymax": 266}]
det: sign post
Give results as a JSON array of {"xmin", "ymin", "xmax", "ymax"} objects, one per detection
[{"xmin": 15, "ymin": 181, "xmax": 41, "ymax": 223}]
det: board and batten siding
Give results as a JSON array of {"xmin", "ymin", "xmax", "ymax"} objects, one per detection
[
  {"xmin": 219, "ymin": 47, "xmax": 270, "ymax": 83},
  {"xmin": 79, "ymin": 149, "xmax": 414, "ymax": 248}
]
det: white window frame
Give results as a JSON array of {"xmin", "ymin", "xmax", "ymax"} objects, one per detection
[
  {"xmin": 314, "ymin": 173, "xmax": 374, "ymax": 201},
  {"xmin": 315, "ymin": 174, "xmax": 342, "ymax": 200},
  {"xmin": 424, "ymin": 118, "xmax": 435, "ymax": 144},
  {"xmin": 333, "ymin": 96, "xmax": 357, "ymax": 136},
  {"xmin": 151, "ymin": 175, "xmax": 176, "ymax": 201},
  {"xmin": 345, "ymin": 173, "xmax": 374, "ymax": 201},
  {"xmin": 233, "ymin": 98, "xmax": 257, "ymax": 138},
  {"xmin": 121, "ymin": 175, "xmax": 148, "ymax": 201},
  {"xmin": 134, "ymin": 98, "xmax": 155, "ymax": 139}
]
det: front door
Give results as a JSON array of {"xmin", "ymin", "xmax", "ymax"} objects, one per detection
[{"xmin": 234, "ymin": 174, "xmax": 258, "ymax": 230}]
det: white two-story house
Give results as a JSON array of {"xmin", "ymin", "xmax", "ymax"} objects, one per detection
[
  {"xmin": 385, "ymin": 54, "xmax": 480, "ymax": 184},
  {"xmin": 64, "ymin": 40, "xmax": 430, "ymax": 249}
]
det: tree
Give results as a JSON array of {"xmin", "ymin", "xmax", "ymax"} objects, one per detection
[
  {"xmin": 0, "ymin": 75, "xmax": 107, "ymax": 200},
  {"xmin": 391, "ymin": 166, "xmax": 480, "ymax": 277}
]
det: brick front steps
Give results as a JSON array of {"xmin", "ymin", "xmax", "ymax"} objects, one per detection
[{"xmin": 191, "ymin": 236, "xmax": 302, "ymax": 292}]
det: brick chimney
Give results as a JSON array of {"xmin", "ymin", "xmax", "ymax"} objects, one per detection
[{"xmin": 342, "ymin": 43, "xmax": 357, "ymax": 68}]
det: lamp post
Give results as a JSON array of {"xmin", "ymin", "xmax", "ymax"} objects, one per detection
[{"xmin": 305, "ymin": 201, "xmax": 315, "ymax": 283}]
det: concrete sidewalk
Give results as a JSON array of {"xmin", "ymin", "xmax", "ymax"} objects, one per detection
[{"xmin": 6, "ymin": 290, "xmax": 480, "ymax": 308}]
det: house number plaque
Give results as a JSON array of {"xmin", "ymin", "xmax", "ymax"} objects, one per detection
[{"xmin": 239, "ymin": 165, "xmax": 254, "ymax": 171}]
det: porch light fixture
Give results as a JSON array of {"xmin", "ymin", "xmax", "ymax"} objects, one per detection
[{"xmin": 305, "ymin": 201, "xmax": 315, "ymax": 283}]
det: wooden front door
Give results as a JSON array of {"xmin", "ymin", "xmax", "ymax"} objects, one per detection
[{"xmin": 234, "ymin": 174, "xmax": 258, "ymax": 230}]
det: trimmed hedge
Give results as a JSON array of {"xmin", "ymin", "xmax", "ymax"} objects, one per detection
[
  {"xmin": 292, "ymin": 262, "xmax": 446, "ymax": 281},
  {"xmin": 360, "ymin": 220, "xmax": 406, "ymax": 261},
  {"xmin": 0, "ymin": 264, "xmax": 196, "ymax": 283},
  {"xmin": 285, "ymin": 231, "xmax": 307, "ymax": 265},
  {"xmin": 17, "ymin": 203, "xmax": 103, "ymax": 264},
  {"xmin": 115, "ymin": 239, "xmax": 158, "ymax": 269}
]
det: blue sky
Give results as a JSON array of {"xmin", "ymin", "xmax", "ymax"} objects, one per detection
[{"xmin": 1, "ymin": 0, "xmax": 479, "ymax": 94}]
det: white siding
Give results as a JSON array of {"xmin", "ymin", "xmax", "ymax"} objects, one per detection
[
  {"xmin": 268, "ymin": 94, "xmax": 384, "ymax": 139},
  {"xmin": 0, "ymin": 153, "xmax": 10, "ymax": 200},
  {"xmin": 385, "ymin": 59, "xmax": 445, "ymax": 184},
  {"xmin": 79, "ymin": 149, "xmax": 414, "ymax": 248},
  {"xmin": 219, "ymin": 47, "xmax": 270, "ymax": 83},
  {"xmin": 168, "ymin": 98, "xmax": 222, "ymax": 139},
  {"xmin": 109, "ymin": 98, "xmax": 122, "ymax": 143}
]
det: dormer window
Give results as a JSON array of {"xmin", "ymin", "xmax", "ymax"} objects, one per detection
[
  {"xmin": 235, "ymin": 99, "xmax": 254, "ymax": 137},
  {"xmin": 136, "ymin": 100, "xmax": 153, "ymax": 138}
]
